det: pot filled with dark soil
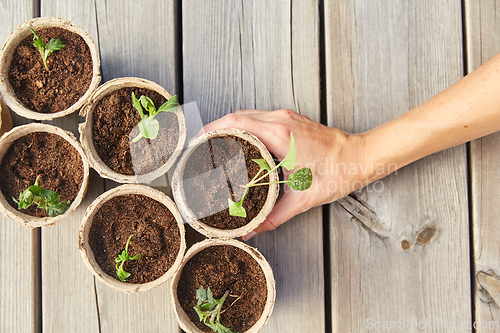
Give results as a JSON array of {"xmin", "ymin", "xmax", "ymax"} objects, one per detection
[
  {"xmin": 0, "ymin": 98, "xmax": 13, "ymax": 137},
  {"xmin": 171, "ymin": 238, "xmax": 275, "ymax": 333},
  {"xmin": 78, "ymin": 184, "xmax": 186, "ymax": 293},
  {"xmin": 172, "ymin": 129, "xmax": 279, "ymax": 238},
  {"xmin": 0, "ymin": 17, "xmax": 101, "ymax": 120},
  {"xmin": 0, "ymin": 123, "xmax": 89, "ymax": 227},
  {"xmin": 79, "ymin": 77, "xmax": 186, "ymax": 183}
]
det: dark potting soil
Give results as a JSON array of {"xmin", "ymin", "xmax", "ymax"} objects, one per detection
[
  {"xmin": 0, "ymin": 132, "xmax": 84, "ymax": 217},
  {"xmin": 177, "ymin": 245, "xmax": 267, "ymax": 333},
  {"xmin": 88, "ymin": 194, "xmax": 181, "ymax": 284},
  {"xmin": 182, "ymin": 135, "xmax": 269, "ymax": 230},
  {"xmin": 92, "ymin": 87, "xmax": 179, "ymax": 175},
  {"xmin": 8, "ymin": 27, "xmax": 93, "ymax": 114}
]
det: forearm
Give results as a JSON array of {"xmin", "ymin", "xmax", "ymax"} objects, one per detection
[{"xmin": 364, "ymin": 52, "xmax": 500, "ymax": 181}]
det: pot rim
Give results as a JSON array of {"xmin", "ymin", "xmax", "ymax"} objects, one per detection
[
  {"xmin": 170, "ymin": 238, "xmax": 276, "ymax": 333},
  {"xmin": 79, "ymin": 77, "xmax": 187, "ymax": 184},
  {"xmin": 0, "ymin": 123, "xmax": 90, "ymax": 228},
  {"xmin": 78, "ymin": 184, "xmax": 187, "ymax": 293},
  {"xmin": 172, "ymin": 129, "xmax": 279, "ymax": 238},
  {"xmin": 0, "ymin": 17, "xmax": 101, "ymax": 120}
]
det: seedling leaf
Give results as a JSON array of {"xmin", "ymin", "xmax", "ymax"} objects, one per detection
[
  {"xmin": 13, "ymin": 177, "xmax": 70, "ymax": 217},
  {"xmin": 287, "ymin": 167, "xmax": 313, "ymax": 191},
  {"xmin": 115, "ymin": 235, "xmax": 140, "ymax": 282},
  {"xmin": 279, "ymin": 132, "xmax": 296, "ymax": 171},
  {"xmin": 228, "ymin": 199, "xmax": 246, "ymax": 218},
  {"xmin": 157, "ymin": 95, "xmax": 179, "ymax": 114},
  {"xmin": 194, "ymin": 287, "xmax": 237, "ymax": 333},
  {"xmin": 138, "ymin": 116, "xmax": 160, "ymax": 140},
  {"xmin": 139, "ymin": 95, "xmax": 156, "ymax": 114},
  {"xmin": 30, "ymin": 27, "xmax": 65, "ymax": 71},
  {"xmin": 131, "ymin": 93, "xmax": 179, "ymax": 142},
  {"xmin": 252, "ymin": 159, "xmax": 270, "ymax": 171}
]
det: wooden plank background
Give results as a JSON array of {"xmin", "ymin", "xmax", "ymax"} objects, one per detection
[
  {"xmin": 326, "ymin": 0, "xmax": 470, "ymax": 332},
  {"xmin": 3, "ymin": 0, "xmax": 500, "ymax": 332},
  {"xmin": 467, "ymin": 0, "xmax": 500, "ymax": 332},
  {"xmin": 0, "ymin": 2, "xmax": 40, "ymax": 333},
  {"xmin": 182, "ymin": 1, "xmax": 324, "ymax": 332}
]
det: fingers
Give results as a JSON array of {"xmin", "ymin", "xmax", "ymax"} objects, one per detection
[
  {"xmin": 193, "ymin": 113, "xmax": 265, "ymax": 139},
  {"xmin": 241, "ymin": 191, "xmax": 307, "ymax": 241}
]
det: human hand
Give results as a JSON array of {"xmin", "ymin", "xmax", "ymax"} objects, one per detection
[{"xmin": 196, "ymin": 109, "xmax": 370, "ymax": 240}]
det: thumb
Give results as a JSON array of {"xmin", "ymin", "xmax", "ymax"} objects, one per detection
[{"xmin": 241, "ymin": 191, "xmax": 307, "ymax": 241}]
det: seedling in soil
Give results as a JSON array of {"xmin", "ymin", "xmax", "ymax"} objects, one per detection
[
  {"xmin": 194, "ymin": 286, "xmax": 237, "ymax": 333},
  {"xmin": 131, "ymin": 92, "xmax": 179, "ymax": 142},
  {"xmin": 13, "ymin": 175, "xmax": 70, "ymax": 217},
  {"xmin": 115, "ymin": 234, "xmax": 141, "ymax": 282},
  {"xmin": 228, "ymin": 132, "xmax": 313, "ymax": 218},
  {"xmin": 30, "ymin": 27, "xmax": 65, "ymax": 71}
]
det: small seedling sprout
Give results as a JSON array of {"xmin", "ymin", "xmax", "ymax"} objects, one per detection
[
  {"xmin": 194, "ymin": 286, "xmax": 237, "ymax": 333},
  {"xmin": 13, "ymin": 175, "xmax": 70, "ymax": 217},
  {"xmin": 30, "ymin": 27, "xmax": 65, "ymax": 71},
  {"xmin": 115, "ymin": 234, "xmax": 141, "ymax": 282},
  {"xmin": 131, "ymin": 92, "xmax": 179, "ymax": 142},
  {"xmin": 228, "ymin": 132, "xmax": 313, "ymax": 217}
]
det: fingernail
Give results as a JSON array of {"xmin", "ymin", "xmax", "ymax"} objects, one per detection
[{"xmin": 242, "ymin": 231, "xmax": 257, "ymax": 241}]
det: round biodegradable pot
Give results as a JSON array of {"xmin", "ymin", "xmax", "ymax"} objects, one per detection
[
  {"xmin": 0, "ymin": 17, "xmax": 101, "ymax": 120},
  {"xmin": 171, "ymin": 238, "xmax": 276, "ymax": 333},
  {"xmin": 172, "ymin": 129, "xmax": 279, "ymax": 238},
  {"xmin": 0, "ymin": 123, "xmax": 89, "ymax": 228},
  {"xmin": 79, "ymin": 77, "xmax": 186, "ymax": 183},
  {"xmin": 0, "ymin": 98, "xmax": 13, "ymax": 137},
  {"xmin": 78, "ymin": 184, "xmax": 186, "ymax": 293}
]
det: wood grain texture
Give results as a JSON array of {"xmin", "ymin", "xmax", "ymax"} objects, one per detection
[
  {"xmin": 466, "ymin": 1, "xmax": 500, "ymax": 330},
  {"xmin": 0, "ymin": 2, "xmax": 39, "ymax": 333},
  {"xmin": 93, "ymin": 0, "xmax": 181, "ymax": 332},
  {"xmin": 40, "ymin": 1, "xmax": 102, "ymax": 332},
  {"xmin": 183, "ymin": 1, "xmax": 323, "ymax": 332},
  {"xmin": 326, "ymin": 0, "xmax": 470, "ymax": 331}
]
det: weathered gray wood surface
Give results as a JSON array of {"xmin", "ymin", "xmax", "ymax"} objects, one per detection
[
  {"xmin": 5, "ymin": 0, "xmax": 500, "ymax": 332},
  {"xmin": 326, "ymin": 1, "xmax": 470, "ymax": 332},
  {"xmin": 467, "ymin": 0, "xmax": 500, "ymax": 331},
  {"xmin": 0, "ymin": 2, "xmax": 39, "ymax": 333},
  {"xmin": 35, "ymin": 0, "xmax": 180, "ymax": 332},
  {"xmin": 182, "ymin": 1, "xmax": 324, "ymax": 333}
]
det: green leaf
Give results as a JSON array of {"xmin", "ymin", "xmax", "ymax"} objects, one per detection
[
  {"xmin": 131, "ymin": 92, "xmax": 144, "ymax": 118},
  {"xmin": 30, "ymin": 28, "xmax": 64, "ymax": 71},
  {"xmin": 114, "ymin": 235, "xmax": 140, "ymax": 282},
  {"xmin": 287, "ymin": 167, "xmax": 313, "ymax": 191},
  {"xmin": 139, "ymin": 95, "xmax": 156, "ymax": 114},
  {"xmin": 280, "ymin": 132, "xmax": 296, "ymax": 171},
  {"xmin": 46, "ymin": 200, "xmax": 70, "ymax": 217},
  {"xmin": 137, "ymin": 117, "xmax": 160, "ymax": 140},
  {"xmin": 252, "ymin": 159, "xmax": 270, "ymax": 171},
  {"xmin": 207, "ymin": 287, "xmax": 215, "ymax": 304},
  {"xmin": 196, "ymin": 286, "xmax": 208, "ymax": 303},
  {"xmin": 156, "ymin": 95, "xmax": 179, "ymax": 114},
  {"xmin": 228, "ymin": 198, "xmax": 246, "ymax": 218}
]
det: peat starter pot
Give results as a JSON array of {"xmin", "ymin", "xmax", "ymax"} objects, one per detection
[
  {"xmin": 78, "ymin": 184, "xmax": 186, "ymax": 293},
  {"xmin": 172, "ymin": 129, "xmax": 279, "ymax": 239},
  {"xmin": 79, "ymin": 77, "xmax": 186, "ymax": 183},
  {"xmin": 0, "ymin": 123, "xmax": 89, "ymax": 227},
  {"xmin": 171, "ymin": 238, "xmax": 276, "ymax": 333},
  {"xmin": 0, "ymin": 17, "xmax": 101, "ymax": 120}
]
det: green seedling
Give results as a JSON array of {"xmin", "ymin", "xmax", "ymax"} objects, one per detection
[
  {"xmin": 228, "ymin": 132, "xmax": 313, "ymax": 218},
  {"xmin": 131, "ymin": 92, "xmax": 179, "ymax": 142},
  {"xmin": 115, "ymin": 234, "xmax": 141, "ymax": 282},
  {"xmin": 194, "ymin": 286, "xmax": 237, "ymax": 333},
  {"xmin": 30, "ymin": 27, "xmax": 65, "ymax": 71},
  {"xmin": 13, "ymin": 175, "xmax": 70, "ymax": 217}
]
